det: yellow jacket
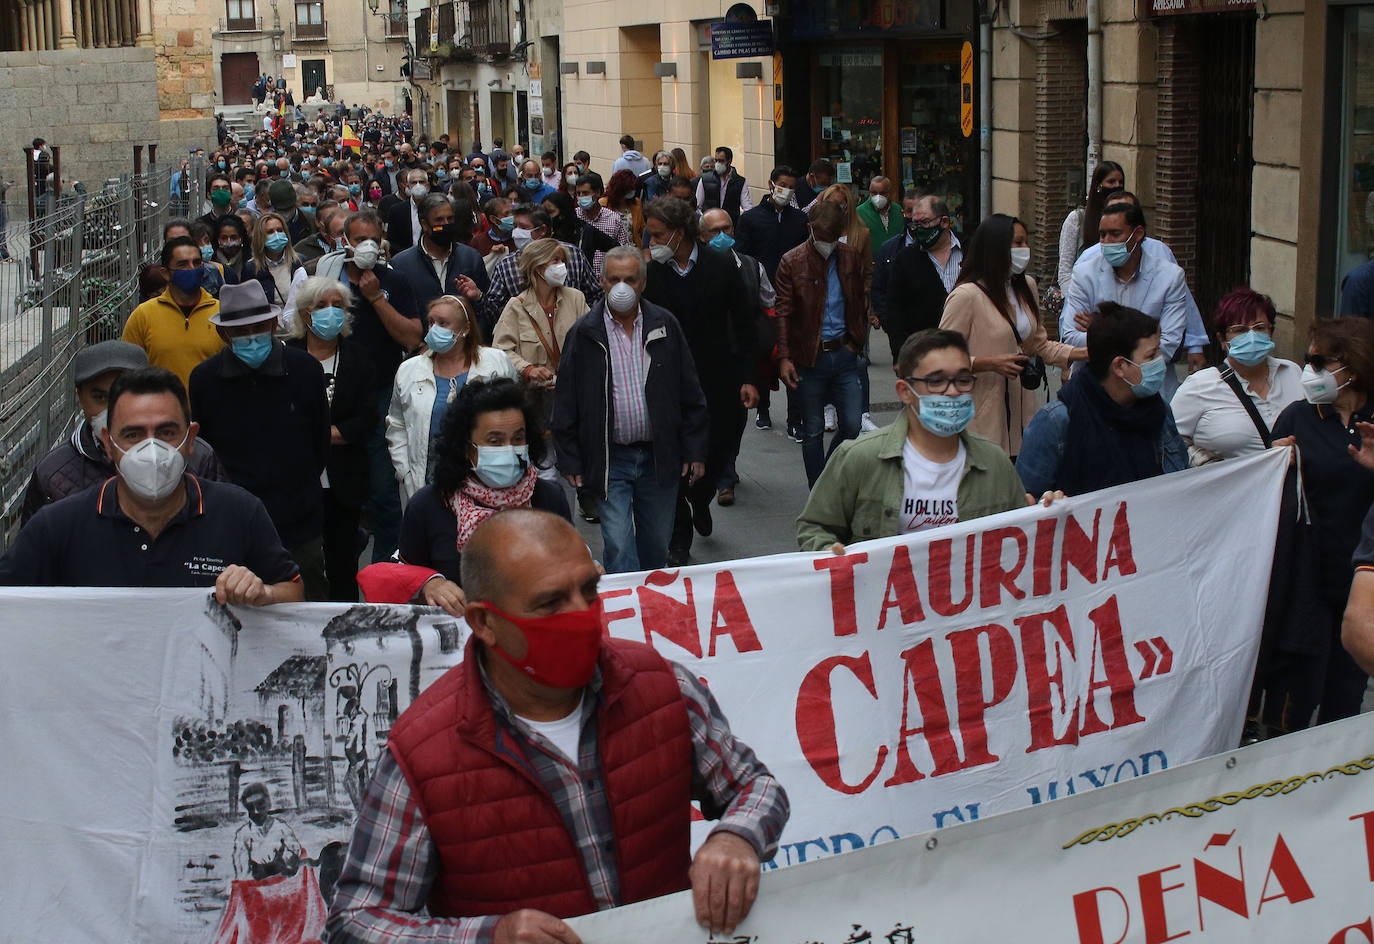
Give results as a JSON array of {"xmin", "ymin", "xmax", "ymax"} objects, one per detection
[{"xmin": 121, "ymin": 289, "xmax": 223, "ymax": 389}]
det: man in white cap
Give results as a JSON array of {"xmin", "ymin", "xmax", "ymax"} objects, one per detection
[
  {"xmin": 20, "ymin": 340, "xmax": 229, "ymax": 525},
  {"xmin": 189, "ymin": 280, "xmax": 331, "ymax": 600}
]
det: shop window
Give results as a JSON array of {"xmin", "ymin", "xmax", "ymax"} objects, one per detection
[
  {"xmin": 899, "ymin": 44, "xmax": 969, "ymax": 231},
  {"xmin": 1336, "ymin": 6, "xmax": 1374, "ymax": 301},
  {"xmin": 815, "ymin": 47, "xmax": 884, "ymax": 196}
]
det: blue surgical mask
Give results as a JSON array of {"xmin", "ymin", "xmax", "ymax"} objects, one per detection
[
  {"xmin": 231, "ymin": 332, "xmax": 274, "ymax": 369},
  {"xmin": 170, "ymin": 267, "xmax": 204, "ymax": 294},
  {"xmin": 436, "ymin": 168, "xmax": 449, "ymax": 180},
  {"xmin": 709, "ymin": 232, "xmax": 735, "ymax": 252},
  {"xmin": 309, "ymin": 305, "xmax": 346, "ymax": 341},
  {"xmin": 913, "ymin": 391, "xmax": 975, "ymax": 437},
  {"xmin": 199, "ymin": 244, "xmax": 216, "ymax": 261},
  {"xmin": 385, "ymin": 159, "xmax": 395, "ymax": 169},
  {"xmin": 1226, "ymin": 330, "xmax": 1274, "ymax": 367},
  {"xmin": 322, "ymin": 156, "xmax": 334, "ymax": 167},
  {"xmin": 577, "ymin": 195, "xmax": 596, "ymax": 211},
  {"xmin": 1126, "ymin": 355, "xmax": 1168, "ymax": 398},
  {"xmin": 425, "ymin": 324, "xmax": 457, "ymax": 353},
  {"xmin": 498, "ymin": 215, "xmax": 515, "ymax": 232},
  {"xmin": 1101, "ymin": 233, "xmax": 1138, "ymax": 268},
  {"xmin": 472, "ymin": 443, "xmax": 529, "ymax": 489},
  {"xmin": 524, "ymin": 177, "xmax": 542, "ymax": 191},
  {"xmin": 348, "ymin": 183, "xmax": 362, "ymax": 197},
  {"xmin": 265, "ymin": 232, "xmax": 290, "ymax": 252}
]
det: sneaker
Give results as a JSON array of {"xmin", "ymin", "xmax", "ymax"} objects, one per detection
[
  {"xmin": 754, "ymin": 410, "xmax": 772, "ymax": 430},
  {"xmin": 860, "ymin": 412, "xmax": 878, "ymax": 432},
  {"xmin": 824, "ymin": 404, "xmax": 837, "ymax": 431},
  {"xmin": 576, "ymin": 491, "xmax": 600, "ymax": 524},
  {"xmin": 787, "ymin": 423, "xmax": 803, "ymax": 443}
]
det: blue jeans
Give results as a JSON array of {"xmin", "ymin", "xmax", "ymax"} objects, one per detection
[
  {"xmin": 798, "ymin": 347, "xmax": 864, "ymax": 487},
  {"xmin": 597, "ymin": 443, "xmax": 678, "ymax": 573},
  {"xmin": 367, "ymin": 387, "xmax": 402, "ymax": 562}
]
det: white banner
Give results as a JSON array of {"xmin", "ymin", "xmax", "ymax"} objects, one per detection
[
  {"xmin": 0, "ymin": 450, "xmax": 1289, "ymax": 941},
  {"xmin": 572, "ymin": 710, "xmax": 1374, "ymax": 944}
]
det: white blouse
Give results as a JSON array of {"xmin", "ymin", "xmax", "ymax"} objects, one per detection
[{"xmin": 1170, "ymin": 358, "xmax": 1304, "ymax": 464}]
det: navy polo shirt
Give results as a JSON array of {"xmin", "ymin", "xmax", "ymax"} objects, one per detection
[{"xmin": 0, "ymin": 476, "xmax": 300, "ymax": 588}]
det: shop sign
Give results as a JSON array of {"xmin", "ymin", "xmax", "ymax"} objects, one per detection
[
  {"xmin": 711, "ymin": 20, "xmax": 774, "ymax": 59},
  {"xmin": 773, "ymin": 53, "xmax": 784, "ymax": 129},
  {"xmin": 960, "ymin": 41, "xmax": 973, "ymax": 138},
  {"xmin": 1151, "ymin": 0, "xmax": 1255, "ymax": 13}
]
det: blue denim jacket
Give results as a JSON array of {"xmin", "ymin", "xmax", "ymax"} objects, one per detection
[{"xmin": 1016, "ymin": 399, "xmax": 1188, "ymax": 497}]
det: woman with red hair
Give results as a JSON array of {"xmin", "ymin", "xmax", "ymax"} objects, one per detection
[
  {"xmin": 603, "ymin": 168, "xmax": 645, "ymax": 246},
  {"xmin": 1171, "ymin": 287, "xmax": 1303, "ymax": 464}
]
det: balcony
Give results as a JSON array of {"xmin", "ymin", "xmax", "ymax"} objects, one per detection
[
  {"xmin": 218, "ymin": 15, "xmax": 262, "ymax": 31},
  {"xmin": 382, "ymin": 11, "xmax": 407, "ymax": 37},
  {"xmin": 414, "ymin": 0, "xmax": 510, "ymax": 59},
  {"xmin": 293, "ymin": 20, "xmax": 327, "ymax": 40}
]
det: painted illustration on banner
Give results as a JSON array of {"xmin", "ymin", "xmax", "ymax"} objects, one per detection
[{"xmin": 164, "ymin": 600, "xmax": 468, "ymax": 941}]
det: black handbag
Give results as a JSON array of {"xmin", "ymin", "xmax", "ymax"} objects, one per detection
[{"xmin": 1009, "ymin": 318, "xmax": 1047, "ymax": 390}]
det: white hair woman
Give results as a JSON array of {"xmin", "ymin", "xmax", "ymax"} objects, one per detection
[{"xmin": 286, "ymin": 275, "xmax": 378, "ymax": 601}]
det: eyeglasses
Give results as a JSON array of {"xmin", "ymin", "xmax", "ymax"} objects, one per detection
[
  {"xmin": 909, "ymin": 216, "xmax": 945, "ymax": 228},
  {"xmin": 905, "ymin": 373, "xmax": 976, "ymax": 394},
  {"xmin": 1305, "ymin": 352, "xmax": 1344, "ymax": 372},
  {"xmin": 1223, "ymin": 322, "xmax": 1273, "ymax": 338}
]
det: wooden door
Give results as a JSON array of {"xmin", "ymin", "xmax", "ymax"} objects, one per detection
[{"xmin": 220, "ymin": 52, "xmax": 260, "ymax": 105}]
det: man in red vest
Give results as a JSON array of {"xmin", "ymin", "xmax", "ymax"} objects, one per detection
[{"xmin": 326, "ymin": 509, "xmax": 789, "ymax": 944}]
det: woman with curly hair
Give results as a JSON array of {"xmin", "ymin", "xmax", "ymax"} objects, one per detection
[
  {"xmin": 396, "ymin": 377, "xmax": 571, "ymax": 589},
  {"xmin": 603, "ymin": 168, "xmax": 645, "ymax": 247}
]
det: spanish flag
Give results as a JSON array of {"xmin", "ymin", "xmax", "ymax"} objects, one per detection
[{"xmin": 340, "ymin": 122, "xmax": 362, "ymax": 149}]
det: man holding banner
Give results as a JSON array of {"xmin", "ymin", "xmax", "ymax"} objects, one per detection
[
  {"xmin": 326, "ymin": 510, "xmax": 788, "ymax": 944},
  {"xmin": 797, "ymin": 329, "xmax": 1028, "ymax": 551}
]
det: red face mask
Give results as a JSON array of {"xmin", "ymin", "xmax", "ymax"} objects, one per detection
[{"xmin": 483, "ymin": 599, "xmax": 605, "ymax": 689}]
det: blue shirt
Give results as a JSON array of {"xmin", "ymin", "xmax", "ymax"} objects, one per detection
[
  {"xmin": 821, "ymin": 255, "xmax": 845, "ymax": 340},
  {"xmin": 428, "ymin": 372, "xmax": 469, "ymax": 450}
]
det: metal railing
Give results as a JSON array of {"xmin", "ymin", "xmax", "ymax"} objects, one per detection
[
  {"xmin": 219, "ymin": 15, "xmax": 263, "ymax": 31},
  {"xmin": 294, "ymin": 20, "xmax": 327, "ymax": 39},
  {"xmin": 0, "ymin": 154, "xmax": 191, "ymax": 550}
]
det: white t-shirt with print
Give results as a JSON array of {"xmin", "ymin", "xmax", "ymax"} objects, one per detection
[{"xmin": 901, "ymin": 439, "xmax": 966, "ymax": 533}]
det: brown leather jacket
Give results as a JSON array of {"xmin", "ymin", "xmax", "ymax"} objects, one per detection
[{"xmin": 773, "ymin": 240, "xmax": 870, "ymax": 368}]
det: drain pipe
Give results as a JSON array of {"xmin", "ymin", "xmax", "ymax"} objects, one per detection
[
  {"xmin": 1086, "ymin": 0, "xmax": 1102, "ymax": 177},
  {"xmin": 979, "ymin": 12, "xmax": 991, "ymax": 217}
]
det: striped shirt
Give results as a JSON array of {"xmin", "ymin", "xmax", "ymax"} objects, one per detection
[
  {"xmin": 603, "ymin": 306, "xmax": 653, "ymax": 444},
  {"xmin": 324, "ymin": 658, "xmax": 789, "ymax": 944},
  {"xmin": 578, "ymin": 205, "xmax": 630, "ymax": 278}
]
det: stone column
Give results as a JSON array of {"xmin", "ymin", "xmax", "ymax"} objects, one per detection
[
  {"xmin": 57, "ymin": 0, "xmax": 76, "ymax": 48},
  {"xmin": 134, "ymin": 0, "xmax": 150, "ymax": 46},
  {"xmin": 91, "ymin": 0, "xmax": 104, "ymax": 46},
  {"xmin": 21, "ymin": 1, "xmax": 32, "ymax": 50}
]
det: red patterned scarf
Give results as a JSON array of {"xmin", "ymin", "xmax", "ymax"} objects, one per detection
[{"xmin": 449, "ymin": 464, "xmax": 539, "ymax": 551}]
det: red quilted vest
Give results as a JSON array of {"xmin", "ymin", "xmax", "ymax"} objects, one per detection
[{"xmin": 386, "ymin": 636, "xmax": 693, "ymax": 919}]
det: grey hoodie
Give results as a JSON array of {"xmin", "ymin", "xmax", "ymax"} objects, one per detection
[{"xmin": 613, "ymin": 149, "xmax": 653, "ymax": 178}]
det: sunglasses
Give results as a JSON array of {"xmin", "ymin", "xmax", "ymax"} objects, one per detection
[{"xmin": 1305, "ymin": 352, "xmax": 1343, "ymax": 372}]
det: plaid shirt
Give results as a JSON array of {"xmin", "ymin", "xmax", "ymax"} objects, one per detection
[
  {"xmin": 326, "ymin": 658, "xmax": 789, "ymax": 944},
  {"xmin": 577, "ymin": 205, "xmax": 630, "ymax": 278},
  {"xmin": 603, "ymin": 307, "xmax": 653, "ymax": 445},
  {"xmin": 478, "ymin": 241, "xmax": 604, "ymax": 331}
]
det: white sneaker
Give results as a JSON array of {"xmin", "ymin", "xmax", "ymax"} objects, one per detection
[
  {"xmin": 824, "ymin": 404, "xmax": 837, "ymax": 432},
  {"xmin": 860, "ymin": 412, "xmax": 877, "ymax": 432}
]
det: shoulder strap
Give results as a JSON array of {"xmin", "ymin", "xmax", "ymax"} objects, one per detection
[
  {"xmin": 1219, "ymin": 366, "xmax": 1272, "ymax": 448},
  {"xmin": 521, "ymin": 302, "xmax": 561, "ymax": 370}
]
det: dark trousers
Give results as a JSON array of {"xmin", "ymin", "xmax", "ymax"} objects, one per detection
[
  {"xmin": 288, "ymin": 535, "xmax": 328, "ymax": 602},
  {"xmin": 671, "ymin": 395, "xmax": 744, "ymax": 554},
  {"xmin": 322, "ymin": 488, "xmax": 362, "ymax": 602},
  {"xmin": 366, "ymin": 388, "xmax": 401, "ymax": 562},
  {"xmin": 758, "ymin": 384, "xmax": 801, "ymax": 426}
]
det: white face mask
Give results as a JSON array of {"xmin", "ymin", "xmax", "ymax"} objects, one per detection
[
  {"xmin": 543, "ymin": 262, "xmax": 568, "ymax": 287},
  {"xmin": 1301, "ymin": 363, "xmax": 1349, "ymax": 405},
  {"xmin": 714, "ymin": 161, "xmax": 728, "ymax": 175},
  {"xmin": 1010, "ymin": 247, "xmax": 1031, "ymax": 275},
  {"xmin": 112, "ymin": 433, "xmax": 189, "ymax": 502},
  {"xmin": 511, "ymin": 227, "xmax": 534, "ymax": 250},
  {"xmin": 657, "ymin": 164, "xmax": 672, "ymax": 178},
  {"xmin": 409, "ymin": 183, "xmax": 428, "ymax": 200},
  {"xmin": 812, "ymin": 238, "xmax": 836, "ymax": 260},
  {"xmin": 349, "ymin": 238, "xmax": 381, "ymax": 270},
  {"xmin": 772, "ymin": 186, "xmax": 793, "ymax": 208},
  {"xmin": 870, "ymin": 194, "xmax": 889, "ymax": 211},
  {"xmin": 90, "ymin": 409, "xmax": 108, "ymax": 443},
  {"xmin": 649, "ymin": 242, "xmax": 675, "ymax": 265},
  {"xmin": 606, "ymin": 281, "xmax": 638, "ymax": 313}
]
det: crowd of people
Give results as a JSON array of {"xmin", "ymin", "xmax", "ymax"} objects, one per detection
[{"xmin": 5, "ymin": 106, "xmax": 1374, "ymax": 938}]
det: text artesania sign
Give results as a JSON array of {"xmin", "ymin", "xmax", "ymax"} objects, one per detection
[
  {"xmin": 0, "ymin": 449, "xmax": 1288, "ymax": 940},
  {"xmin": 571, "ymin": 710, "xmax": 1374, "ymax": 944}
]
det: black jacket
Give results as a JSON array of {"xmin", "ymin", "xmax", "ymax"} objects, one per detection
[
  {"xmin": 551, "ymin": 300, "xmax": 710, "ymax": 497},
  {"xmin": 734, "ymin": 202, "xmax": 810, "ymax": 281},
  {"xmin": 188, "ymin": 341, "xmax": 331, "ymax": 547},
  {"xmin": 285, "ymin": 337, "xmax": 378, "ymax": 507},
  {"xmin": 883, "ymin": 240, "xmax": 949, "ymax": 360},
  {"xmin": 386, "ymin": 199, "xmax": 421, "ymax": 254},
  {"xmin": 20, "ymin": 419, "xmax": 228, "ymax": 526},
  {"xmin": 643, "ymin": 246, "xmax": 760, "ymax": 399},
  {"xmin": 389, "ymin": 239, "xmax": 490, "ymax": 319}
]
